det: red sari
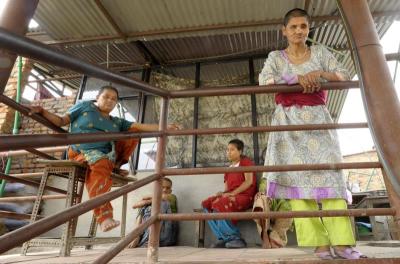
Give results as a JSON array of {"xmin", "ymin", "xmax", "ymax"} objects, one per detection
[{"xmin": 201, "ymin": 157, "xmax": 257, "ymax": 223}]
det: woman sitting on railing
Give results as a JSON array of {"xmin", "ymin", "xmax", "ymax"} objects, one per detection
[
  {"xmin": 28, "ymin": 85, "xmax": 178, "ymax": 232},
  {"xmin": 201, "ymin": 139, "xmax": 257, "ymax": 249},
  {"xmin": 259, "ymin": 8, "xmax": 366, "ymax": 260}
]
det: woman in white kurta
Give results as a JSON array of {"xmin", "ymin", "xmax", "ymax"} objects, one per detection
[{"xmin": 259, "ymin": 8, "xmax": 366, "ymax": 260}]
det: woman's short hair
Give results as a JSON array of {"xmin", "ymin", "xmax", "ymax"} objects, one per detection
[
  {"xmin": 228, "ymin": 139, "xmax": 244, "ymax": 152},
  {"xmin": 98, "ymin": 85, "xmax": 119, "ymax": 99},
  {"xmin": 283, "ymin": 8, "xmax": 311, "ymax": 26}
]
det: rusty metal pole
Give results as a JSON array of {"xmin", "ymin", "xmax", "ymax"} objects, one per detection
[
  {"xmin": 0, "ymin": 0, "xmax": 38, "ymax": 94},
  {"xmin": 147, "ymin": 98, "xmax": 168, "ymax": 263},
  {"xmin": 158, "ymin": 208, "xmax": 395, "ymax": 221},
  {"xmin": 0, "ymin": 172, "xmax": 67, "ymax": 194},
  {"xmin": 337, "ymin": 0, "xmax": 400, "ymax": 194},
  {"xmin": 381, "ymin": 166, "xmax": 400, "ymax": 235}
]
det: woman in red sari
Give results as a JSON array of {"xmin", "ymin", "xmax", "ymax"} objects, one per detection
[{"xmin": 201, "ymin": 139, "xmax": 257, "ymax": 248}]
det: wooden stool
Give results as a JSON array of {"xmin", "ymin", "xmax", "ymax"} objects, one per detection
[
  {"xmin": 21, "ymin": 160, "xmax": 136, "ymax": 256},
  {"xmin": 193, "ymin": 209, "xmax": 205, "ymax": 247}
]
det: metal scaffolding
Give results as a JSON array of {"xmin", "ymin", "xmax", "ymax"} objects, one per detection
[{"xmin": 0, "ymin": 0, "xmax": 400, "ymax": 263}]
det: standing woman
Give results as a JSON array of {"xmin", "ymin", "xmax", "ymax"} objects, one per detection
[
  {"xmin": 29, "ymin": 85, "xmax": 178, "ymax": 232},
  {"xmin": 201, "ymin": 139, "xmax": 257, "ymax": 248},
  {"xmin": 259, "ymin": 8, "xmax": 366, "ymax": 259}
]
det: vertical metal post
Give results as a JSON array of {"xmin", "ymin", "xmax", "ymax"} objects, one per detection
[
  {"xmin": 381, "ymin": 165, "xmax": 400, "ymax": 235},
  {"xmin": 75, "ymin": 75, "xmax": 87, "ymax": 101},
  {"xmin": 337, "ymin": 0, "xmax": 400, "ymax": 194},
  {"xmin": 133, "ymin": 67, "xmax": 151, "ymax": 172},
  {"xmin": 0, "ymin": 0, "xmax": 38, "ymax": 94},
  {"xmin": 147, "ymin": 97, "xmax": 168, "ymax": 263},
  {"xmin": 0, "ymin": 56, "xmax": 22, "ymax": 197},
  {"xmin": 249, "ymin": 58, "xmax": 260, "ymax": 164},
  {"xmin": 192, "ymin": 62, "xmax": 200, "ymax": 167}
]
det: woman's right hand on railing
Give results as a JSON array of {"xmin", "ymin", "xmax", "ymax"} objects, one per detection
[{"xmin": 299, "ymin": 71, "xmax": 322, "ymax": 93}]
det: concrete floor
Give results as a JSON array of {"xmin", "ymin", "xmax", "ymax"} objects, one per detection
[{"xmin": 1, "ymin": 242, "xmax": 400, "ymax": 263}]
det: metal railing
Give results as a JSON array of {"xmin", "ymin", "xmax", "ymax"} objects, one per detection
[{"xmin": 0, "ymin": 1, "xmax": 400, "ymax": 263}]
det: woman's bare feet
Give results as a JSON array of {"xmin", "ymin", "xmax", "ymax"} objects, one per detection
[
  {"xmin": 100, "ymin": 218, "xmax": 120, "ymax": 232},
  {"xmin": 314, "ymin": 246, "xmax": 334, "ymax": 260},
  {"xmin": 269, "ymin": 237, "xmax": 284, "ymax": 248}
]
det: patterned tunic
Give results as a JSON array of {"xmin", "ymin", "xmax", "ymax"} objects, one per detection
[
  {"xmin": 67, "ymin": 100, "xmax": 133, "ymax": 164},
  {"xmin": 259, "ymin": 45, "xmax": 350, "ymax": 202}
]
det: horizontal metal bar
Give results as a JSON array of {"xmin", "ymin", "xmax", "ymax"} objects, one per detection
[
  {"xmin": 93, "ymin": 215, "xmax": 158, "ymax": 264},
  {"xmin": 0, "ymin": 211, "xmax": 43, "ymax": 220},
  {"xmin": 0, "ymin": 28, "xmax": 169, "ymax": 97},
  {"xmin": 1, "ymin": 131, "xmax": 162, "ymax": 151},
  {"xmin": 159, "ymin": 208, "xmax": 395, "ymax": 221},
  {"xmin": 1, "ymin": 146, "xmax": 68, "ymax": 158},
  {"xmin": 24, "ymin": 148, "xmax": 57, "ymax": 160},
  {"xmin": 170, "ymin": 81, "xmax": 359, "ymax": 98},
  {"xmin": 0, "ymin": 173, "xmax": 160, "ymax": 254},
  {"xmin": 7, "ymin": 75, "xmax": 83, "ymax": 84},
  {"xmin": 386, "ymin": 52, "xmax": 400, "ymax": 62},
  {"xmin": 0, "ymin": 172, "xmax": 67, "ymax": 194},
  {"xmin": 0, "ymin": 94, "xmax": 66, "ymax": 133},
  {"xmin": 2, "ymin": 123, "xmax": 368, "ymax": 152},
  {"xmin": 10, "ymin": 172, "xmax": 42, "ymax": 179},
  {"xmin": 163, "ymin": 162, "xmax": 382, "ymax": 175},
  {"xmin": 0, "ymin": 194, "xmax": 66, "ymax": 202},
  {"xmin": 166, "ymin": 122, "xmax": 369, "ymax": 136}
]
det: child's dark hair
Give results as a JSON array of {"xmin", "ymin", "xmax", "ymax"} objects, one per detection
[
  {"xmin": 98, "ymin": 85, "xmax": 119, "ymax": 99},
  {"xmin": 228, "ymin": 139, "xmax": 244, "ymax": 152},
  {"xmin": 283, "ymin": 8, "xmax": 311, "ymax": 26},
  {"xmin": 162, "ymin": 177, "xmax": 172, "ymax": 185}
]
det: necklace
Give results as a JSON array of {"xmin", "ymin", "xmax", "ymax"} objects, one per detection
[{"xmin": 286, "ymin": 47, "xmax": 309, "ymax": 60}]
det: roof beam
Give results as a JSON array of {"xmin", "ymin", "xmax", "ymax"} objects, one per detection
[
  {"xmin": 304, "ymin": 0, "xmax": 312, "ymax": 13},
  {"xmin": 94, "ymin": 0, "xmax": 125, "ymax": 38},
  {"xmin": 32, "ymin": 10, "xmax": 400, "ymax": 46},
  {"xmin": 133, "ymin": 41, "xmax": 161, "ymax": 66}
]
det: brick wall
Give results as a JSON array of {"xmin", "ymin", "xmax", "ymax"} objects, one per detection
[
  {"xmin": 9, "ymin": 96, "xmax": 75, "ymax": 174},
  {"xmin": 343, "ymin": 150, "xmax": 386, "ymax": 192},
  {"xmin": 0, "ymin": 58, "xmax": 32, "ymax": 134}
]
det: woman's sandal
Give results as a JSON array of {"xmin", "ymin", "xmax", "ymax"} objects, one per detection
[
  {"xmin": 334, "ymin": 247, "xmax": 367, "ymax": 259},
  {"xmin": 315, "ymin": 251, "xmax": 335, "ymax": 260}
]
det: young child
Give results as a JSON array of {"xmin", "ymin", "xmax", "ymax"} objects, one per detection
[{"xmin": 128, "ymin": 178, "xmax": 178, "ymax": 248}]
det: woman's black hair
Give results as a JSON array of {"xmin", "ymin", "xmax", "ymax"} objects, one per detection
[
  {"xmin": 162, "ymin": 177, "xmax": 173, "ymax": 185},
  {"xmin": 228, "ymin": 139, "xmax": 244, "ymax": 152},
  {"xmin": 98, "ymin": 85, "xmax": 119, "ymax": 99},
  {"xmin": 283, "ymin": 8, "xmax": 311, "ymax": 26}
]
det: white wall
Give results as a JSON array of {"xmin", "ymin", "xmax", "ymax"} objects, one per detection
[{"xmin": 41, "ymin": 171, "xmax": 295, "ymax": 247}]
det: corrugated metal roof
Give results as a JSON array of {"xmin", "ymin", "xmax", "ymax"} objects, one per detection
[
  {"xmin": 60, "ymin": 42, "xmax": 146, "ymax": 66},
  {"xmin": 97, "ymin": 0, "xmax": 302, "ymax": 38},
  {"xmin": 144, "ymin": 31, "xmax": 281, "ymax": 63},
  {"xmin": 29, "ymin": 0, "xmax": 400, "ymax": 121},
  {"xmin": 34, "ymin": 0, "xmax": 117, "ymax": 40}
]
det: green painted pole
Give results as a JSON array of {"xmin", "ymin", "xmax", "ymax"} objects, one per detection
[{"xmin": 0, "ymin": 56, "xmax": 23, "ymax": 197}]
